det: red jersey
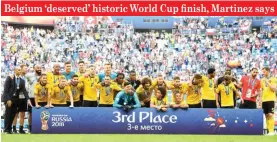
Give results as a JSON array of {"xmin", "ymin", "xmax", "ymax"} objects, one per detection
[{"xmin": 240, "ymin": 75, "xmax": 261, "ymax": 102}]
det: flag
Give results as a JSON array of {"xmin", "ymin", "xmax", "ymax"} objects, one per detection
[{"xmin": 206, "ymin": 29, "xmax": 216, "ymax": 35}]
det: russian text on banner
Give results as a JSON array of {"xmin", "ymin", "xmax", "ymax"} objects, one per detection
[{"xmin": 32, "ymin": 108, "xmax": 263, "ymax": 134}]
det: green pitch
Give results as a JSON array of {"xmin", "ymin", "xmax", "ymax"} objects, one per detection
[{"xmin": 1, "ymin": 134, "xmax": 277, "ymax": 142}]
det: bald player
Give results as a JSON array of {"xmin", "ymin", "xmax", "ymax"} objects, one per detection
[{"xmin": 47, "ymin": 64, "xmax": 64, "ymax": 88}]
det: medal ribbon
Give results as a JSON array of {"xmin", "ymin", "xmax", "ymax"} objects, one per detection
[{"xmin": 224, "ymin": 85, "xmax": 230, "ymax": 96}]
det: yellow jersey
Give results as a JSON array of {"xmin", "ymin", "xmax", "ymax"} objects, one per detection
[
  {"xmin": 201, "ymin": 76, "xmax": 216, "ymax": 100},
  {"xmin": 76, "ymin": 72, "xmax": 85, "ymax": 77},
  {"xmin": 34, "ymin": 83, "xmax": 51, "ymax": 103},
  {"xmin": 136, "ymin": 85, "xmax": 154, "ymax": 102},
  {"xmin": 184, "ymin": 83, "xmax": 202, "ymax": 105},
  {"xmin": 79, "ymin": 75, "xmax": 100, "ymax": 101},
  {"xmin": 67, "ymin": 83, "xmax": 84, "ymax": 102},
  {"xmin": 216, "ymin": 83, "xmax": 236, "ymax": 107},
  {"xmin": 167, "ymin": 82, "xmax": 186, "ymax": 102},
  {"xmin": 111, "ymin": 80, "xmax": 127, "ymax": 96},
  {"xmin": 261, "ymin": 77, "xmax": 277, "ymax": 102},
  {"xmin": 46, "ymin": 72, "xmax": 64, "ymax": 88},
  {"xmin": 152, "ymin": 80, "xmax": 168, "ymax": 96},
  {"xmin": 95, "ymin": 83, "xmax": 122, "ymax": 105},
  {"xmin": 51, "ymin": 85, "xmax": 71, "ymax": 104},
  {"xmin": 151, "ymin": 96, "xmax": 168, "ymax": 106}
]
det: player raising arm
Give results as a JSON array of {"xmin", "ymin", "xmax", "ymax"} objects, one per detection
[
  {"xmin": 167, "ymin": 76, "xmax": 186, "ymax": 102},
  {"xmin": 184, "ymin": 74, "xmax": 203, "ymax": 108}
]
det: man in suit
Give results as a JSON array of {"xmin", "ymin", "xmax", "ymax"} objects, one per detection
[
  {"xmin": 2, "ymin": 66, "xmax": 32, "ymax": 134},
  {"xmin": 12, "ymin": 64, "xmax": 29, "ymax": 134}
]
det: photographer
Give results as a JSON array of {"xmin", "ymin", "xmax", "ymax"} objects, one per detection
[{"xmin": 113, "ymin": 82, "xmax": 141, "ymax": 111}]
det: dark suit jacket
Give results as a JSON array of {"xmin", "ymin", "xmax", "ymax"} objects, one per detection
[{"xmin": 2, "ymin": 75, "xmax": 29, "ymax": 103}]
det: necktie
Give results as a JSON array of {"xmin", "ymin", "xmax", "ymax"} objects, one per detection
[{"xmin": 16, "ymin": 77, "xmax": 20, "ymax": 89}]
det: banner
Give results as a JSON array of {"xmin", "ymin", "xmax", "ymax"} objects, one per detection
[
  {"xmin": 32, "ymin": 108, "xmax": 263, "ymax": 135},
  {"xmin": 2, "ymin": 1, "xmax": 277, "ymax": 16}
]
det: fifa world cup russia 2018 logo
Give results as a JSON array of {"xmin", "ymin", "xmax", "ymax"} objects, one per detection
[{"xmin": 40, "ymin": 111, "xmax": 50, "ymax": 130}]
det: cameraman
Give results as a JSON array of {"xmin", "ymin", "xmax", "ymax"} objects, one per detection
[{"xmin": 113, "ymin": 82, "xmax": 141, "ymax": 110}]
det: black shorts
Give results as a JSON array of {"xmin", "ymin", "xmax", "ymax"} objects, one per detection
[
  {"xmin": 240, "ymin": 100, "xmax": 257, "ymax": 109},
  {"xmin": 27, "ymin": 98, "xmax": 36, "ymax": 113},
  {"xmin": 98, "ymin": 104, "xmax": 113, "ymax": 107},
  {"xmin": 18, "ymin": 99, "xmax": 27, "ymax": 112},
  {"xmin": 67, "ymin": 101, "xmax": 82, "ymax": 107},
  {"xmin": 80, "ymin": 95, "xmax": 83, "ymax": 104},
  {"xmin": 188, "ymin": 103, "xmax": 201, "ymax": 108},
  {"xmin": 262, "ymin": 101, "xmax": 275, "ymax": 114},
  {"xmin": 221, "ymin": 106, "xmax": 234, "ymax": 109},
  {"xmin": 53, "ymin": 104, "xmax": 68, "ymax": 107},
  {"xmin": 202, "ymin": 100, "xmax": 216, "ymax": 108},
  {"xmin": 38, "ymin": 102, "xmax": 47, "ymax": 107},
  {"xmin": 82, "ymin": 100, "xmax": 98, "ymax": 107},
  {"xmin": 233, "ymin": 92, "xmax": 236, "ymax": 107}
]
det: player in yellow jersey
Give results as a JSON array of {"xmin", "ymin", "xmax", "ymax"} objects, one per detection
[
  {"xmin": 34, "ymin": 74, "xmax": 51, "ymax": 108},
  {"xmin": 47, "ymin": 64, "xmax": 64, "ymax": 88},
  {"xmin": 67, "ymin": 75, "xmax": 83, "ymax": 107},
  {"xmin": 260, "ymin": 67, "xmax": 277, "ymax": 136},
  {"xmin": 95, "ymin": 76, "xmax": 122, "ymax": 107},
  {"xmin": 136, "ymin": 77, "xmax": 154, "ymax": 108},
  {"xmin": 150, "ymin": 87, "xmax": 169, "ymax": 111},
  {"xmin": 50, "ymin": 76, "xmax": 74, "ymax": 107},
  {"xmin": 76, "ymin": 61, "xmax": 86, "ymax": 104},
  {"xmin": 152, "ymin": 73, "xmax": 168, "ymax": 96},
  {"xmin": 112, "ymin": 72, "xmax": 127, "ymax": 96},
  {"xmin": 76, "ymin": 61, "xmax": 86, "ymax": 77},
  {"xmin": 202, "ymin": 68, "xmax": 217, "ymax": 108},
  {"xmin": 184, "ymin": 74, "xmax": 203, "ymax": 108},
  {"xmin": 79, "ymin": 65, "xmax": 100, "ymax": 107},
  {"xmin": 170, "ymin": 91, "xmax": 188, "ymax": 109},
  {"xmin": 216, "ymin": 75, "xmax": 240, "ymax": 108},
  {"xmin": 167, "ymin": 76, "xmax": 186, "ymax": 102}
]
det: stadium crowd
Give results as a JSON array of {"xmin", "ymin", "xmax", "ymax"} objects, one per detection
[{"xmin": 1, "ymin": 17, "xmax": 277, "ymax": 135}]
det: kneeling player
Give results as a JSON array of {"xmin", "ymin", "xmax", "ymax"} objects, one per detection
[
  {"xmin": 34, "ymin": 74, "xmax": 51, "ymax": 108},
  {"xmin": 150, "ymin": 87, "xmax": 169, "ymax": 111},
  {"xmin": 113, "ymin": 82, "xmax": 141, "ymax": 110},
  {"xmin": 50, "ymin": 76, "xmax": 74, "ymax": 107},
  {"xmin": 171, "ymin": 92, "xmax": 188, "ymax": 109}
]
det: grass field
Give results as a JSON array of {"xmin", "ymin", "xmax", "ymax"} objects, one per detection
[{"xmin": 1, "ymin": 134, "xmax": 277, "ymax": 142}]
